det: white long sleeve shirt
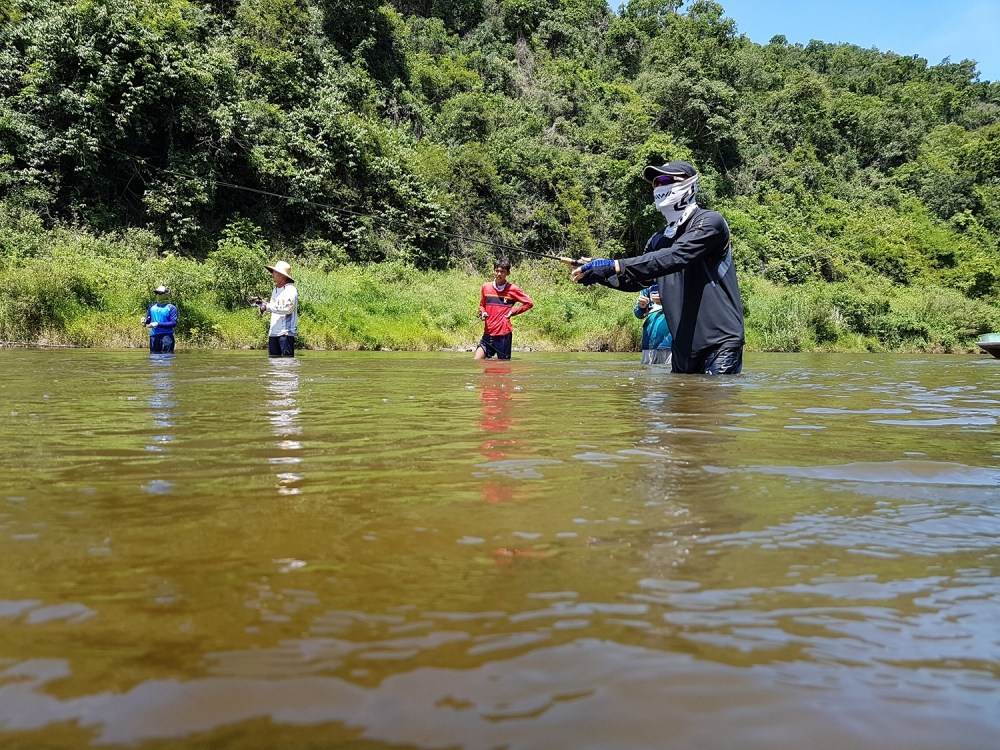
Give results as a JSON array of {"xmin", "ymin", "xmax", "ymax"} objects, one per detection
[{"xmin": 265, "ymin": 283, "xmax": 298, "ymax": 336}]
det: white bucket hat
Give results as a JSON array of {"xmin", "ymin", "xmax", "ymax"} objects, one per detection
[{"xmin": 264, "ymin": 260, "xmax": 294, "ymax": 283}]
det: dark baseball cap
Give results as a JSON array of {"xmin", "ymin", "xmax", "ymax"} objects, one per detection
[{"xmin": 642, "ymin": 160, "xmax": 697, "ymax": 183}]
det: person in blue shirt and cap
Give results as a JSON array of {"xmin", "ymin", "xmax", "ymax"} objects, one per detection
[
  {"xmin": 142, "ymin": 285, "xmax": 178, "ymax": 354},
  {"xmin": 572, "ymin": 160, "xmax": 744, "ymax": 374}
]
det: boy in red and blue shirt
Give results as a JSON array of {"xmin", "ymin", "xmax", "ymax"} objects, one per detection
[{"xmin": 474, "ymin": 260, "xmax": 533, "ymax": 360}]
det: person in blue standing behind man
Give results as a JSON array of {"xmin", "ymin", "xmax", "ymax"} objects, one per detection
[
  {"xmin": 252, "ymin": 260, "xmax": 298, "ymax": 357},
  {"xmin": 634, "ymin": 284, "xmax": 672, "ymax": 366},
  {"xmin": 572, "ymin": 160, "xmax": 744, "ymax": 374},
  {"xmin": 142, "ymin": 285, "xmax": 178, "ymax": 354}
]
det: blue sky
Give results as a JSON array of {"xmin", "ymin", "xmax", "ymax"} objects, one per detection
[{"xmin": 715, "ymin": 1, "xmax": 1000, "ymax": 82}]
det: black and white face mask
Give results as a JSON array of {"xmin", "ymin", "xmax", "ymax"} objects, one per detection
[{"xmin": 653, "ymin": 174, "xmax": 699, "ymax": 237}]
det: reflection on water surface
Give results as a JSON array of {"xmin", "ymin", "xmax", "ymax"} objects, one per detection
[{"xmin": 1, "ymin": 350, "xmax": 998, "ymax": 749}]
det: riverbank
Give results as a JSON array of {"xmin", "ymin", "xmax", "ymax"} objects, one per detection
[{"xmin": 2, "ymin": 221, "xmax": 998, "ymax": 354}]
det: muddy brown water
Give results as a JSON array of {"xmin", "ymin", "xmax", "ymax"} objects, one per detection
[{"xmin": 1, "ymin": 350, "xmax": 998, "ymax": 749}]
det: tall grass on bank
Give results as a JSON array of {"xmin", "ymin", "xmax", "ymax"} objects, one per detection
[
  {"xmin": 0, "ymin": 216, "xmax": 640, "ymax": 350},
  {"xmin": 1, "ymin": 213, "xmax": 997, "ymax": 352},
  {"xmin": 743, "ymin": 277, "xmax": 1000, "ymax": 352}
]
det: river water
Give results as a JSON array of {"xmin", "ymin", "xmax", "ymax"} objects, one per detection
[{"xmin": 1, "ymin": 350, "xmax": 998, "ymax": 749}]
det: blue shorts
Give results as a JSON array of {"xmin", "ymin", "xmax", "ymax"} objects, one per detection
[{"xmin": 477, "ymin": 334, "xmax": 512, "ymax": 360}]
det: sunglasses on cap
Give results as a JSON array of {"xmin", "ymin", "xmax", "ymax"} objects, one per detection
[{"xmin": 652, "ymin": 174, "xmax": 689, "ymax": 187}]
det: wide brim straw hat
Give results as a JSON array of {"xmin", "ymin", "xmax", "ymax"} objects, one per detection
[{"xmin": 264, "ymin": 260, "xmax": 294, "ymax": 283}]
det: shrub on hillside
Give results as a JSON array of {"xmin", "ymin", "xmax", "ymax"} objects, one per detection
[{"xmin": 208, "ymin": 220, "xmax": 270, "ymax": 311}]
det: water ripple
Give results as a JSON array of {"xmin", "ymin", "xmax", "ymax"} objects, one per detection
[{"xmin": 733, "ymin": 460, "xmax": 1000, "ymax": 486}]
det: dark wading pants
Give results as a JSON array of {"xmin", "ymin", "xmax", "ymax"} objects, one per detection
[
  {"xmin": 268, "ymin": 335, "xmax": 295, "ymax": 357},
  {"xmin": 149, "ymin": 334, "xmax": 175, "ymax": 354},
  {"xmin": 671, "ymin": 345, "xmax": 743, "ymax": 375}
]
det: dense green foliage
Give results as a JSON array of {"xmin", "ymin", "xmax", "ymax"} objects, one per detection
[{"xmin": 2, "ymin": 0, "xmax": 999, "ymax": 351}]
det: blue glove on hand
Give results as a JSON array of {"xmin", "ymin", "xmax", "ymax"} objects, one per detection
[{"xmin": 575, "ymin": 258, "xmax": 617, "ymax": 287}]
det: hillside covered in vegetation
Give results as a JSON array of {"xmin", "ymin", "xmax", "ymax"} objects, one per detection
[{"xmin": 2, "ymin": 0, "xmax": 999, "ymax": 351}]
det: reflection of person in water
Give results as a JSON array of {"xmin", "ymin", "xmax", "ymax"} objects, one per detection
[
  {"xmin": 145, "ymin": 355, "xmax": 175, "ymax": 454},
  {"xmin": 633, "ymin": 377, "xmax": 744, "ymax": 574},
  {"xmin": 476, "ymin": 362, "xmax": 548, "ymax": 564},
  {"xmin": 266, "ymin": 358, "xmax": 302, "ymax": 496},
  {"xmin": 478, "ymin": 362, "xmax": 518, "ymax": 504},
  {"xmin": 139, "ymin": 355, "xmax": 177, "ymax": 496}
]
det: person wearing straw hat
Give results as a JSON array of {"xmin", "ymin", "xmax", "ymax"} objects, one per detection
[
  {"xmin": 141, "ymin": 285, "xmax": 178, "ymax": 354},
  {"xmin": 252, "ymin": 260, "xmax": 299, "ymax": 357},
  {"xmin": 571, "ymin": 160, "xmax": 744, "ymax": 374}
]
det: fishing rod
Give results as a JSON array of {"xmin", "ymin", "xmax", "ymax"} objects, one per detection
[{"xmin": 154, "ymin": 165, "xmax": 584, "ymax": 266}]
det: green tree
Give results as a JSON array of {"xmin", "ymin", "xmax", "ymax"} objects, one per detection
[{"xmin": 208, "ymin": 218, "xmax": 269, "ymax": 309}]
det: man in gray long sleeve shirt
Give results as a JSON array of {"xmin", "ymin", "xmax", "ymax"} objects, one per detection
[{"xmin": 572, "ymin": 160, "xmax": 744, "ymax": 374}]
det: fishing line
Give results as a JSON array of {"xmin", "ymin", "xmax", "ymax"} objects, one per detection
[
  {"xmin": 195, "ymin": 174, "xmax": 581, "ymax": 266},
  {"xmin": 99, "ymin": 145, "xmax": 580, "ymax": 265}
]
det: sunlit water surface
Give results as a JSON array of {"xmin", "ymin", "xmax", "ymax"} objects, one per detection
[{"xmin": 1, "ymin": 350, "xmax": 998, "ymax": 749}]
